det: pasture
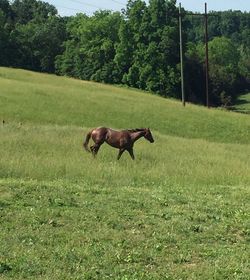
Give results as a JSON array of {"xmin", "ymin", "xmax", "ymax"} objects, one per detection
[
  {"xmin": 0, "ymin": 67, "xmax": 250, "ymax": 279},
  {"xmin": 234, "ymin": 92, "xmax": 250, "ymax": 114}
]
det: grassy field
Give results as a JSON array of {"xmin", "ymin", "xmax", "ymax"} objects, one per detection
[
  {"xmin": 233, "ymin": 92, "xmax": 250, "ymax": 114},
  {"xmin": 0, "ymin": 67, "xmax": 250, "ymax": 279}
]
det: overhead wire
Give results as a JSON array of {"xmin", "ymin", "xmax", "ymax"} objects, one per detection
[
  {"xmin": 46, "ymin": 0, "xmax": 103, "ymax": 15},
  {"xmin": 65, "ymin": 0, "xmax": 128, "ymax": 10},
  {"xmin": 109, "ymin": 0, "xmax": 127, "ymax": 6},
  {"xmin": 65, "ymin": 0, "xmax": 104, "ymax": 10},
  {"xmin": 47, "ymin": 0, "xmax": 128, "ymax": 15},
  {"xmin": 55, "ymin": 5, "xmax": 84, "ymax": 13}
]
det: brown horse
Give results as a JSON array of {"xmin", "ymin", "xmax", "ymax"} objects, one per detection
[{"xmin": 83, "ymin": 127, "xmax": 154, "ymax": 160}]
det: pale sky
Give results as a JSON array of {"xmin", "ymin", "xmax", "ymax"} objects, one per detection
[{"xmin": 46, "ymin": 0, "xmax": 250, "ymax": 16}]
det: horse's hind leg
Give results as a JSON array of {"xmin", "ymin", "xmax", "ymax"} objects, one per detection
[
  {"xmin": 90, "ymin": 143, "xmax": 102, "ymax": 157},
  {"xmin": 90, "ymin": 145, "xmax": 95, "ymax": 155}
]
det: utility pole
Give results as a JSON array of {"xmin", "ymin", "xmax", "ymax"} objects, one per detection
[
  {"xmin": 179, "ymin": 3, "xmax": 185, "ymax": 107},
  {"xmin": 204, "ymin": 2, "xmax": 209, "ymax": 108},
  {"xmin": 180, "ymin": 2, "xmax": 213, "ymax": 108}
]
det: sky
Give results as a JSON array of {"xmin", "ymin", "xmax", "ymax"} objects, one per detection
[{"xmin": 46, "ymin": 0, "xmax": 250, "ymax": 17}]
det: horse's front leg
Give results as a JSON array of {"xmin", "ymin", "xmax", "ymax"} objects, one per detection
[
  {"xmin": 127, "ymin": 148, "xmax": 135, "ymax": 160},
  {"xmin": 117, "ymin": 148, "xmax": 125, "ymax": 160}
]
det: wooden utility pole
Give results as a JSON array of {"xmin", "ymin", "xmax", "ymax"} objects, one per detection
[
  {"xmin": 179, "ymin": 3, "xmax": 185, "ymax": 106},
  {"xmin": 204, "ymin": 3, "xmax": 209, "ymax": 108},
  {"xmin": 179, "ymin": 2, "xmax": 213, "ymax": 108}
]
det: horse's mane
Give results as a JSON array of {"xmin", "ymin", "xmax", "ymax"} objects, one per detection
[{"xmin": 127, "ymin": 128, "xmax": 145, "ymax": 132}]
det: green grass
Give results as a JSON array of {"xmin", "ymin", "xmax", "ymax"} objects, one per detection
[
  {"xmin": 0, "ymin": 67, "xmax": 250, "ymax": 279},
  {"xmin": 233, "ymin": 92, "xmax": 250, "ymax": 114},
  {"xmin": 0, "ymin": 67, "xmax": 249, "ymax": 144}
]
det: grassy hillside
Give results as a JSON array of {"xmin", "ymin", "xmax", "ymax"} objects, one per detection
[
  {"xmin": 233, "ymin": 92, "xmax": 250, "ymax": 114},
  {"xmin": 0, "ymin": 67, "xmax": 249, "ymax": 144},
  {"xmin": 0, "ymin": 67, "xmax": 250, "ymax": 279}
]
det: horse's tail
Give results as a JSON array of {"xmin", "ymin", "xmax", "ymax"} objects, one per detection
[{"xmin": 83, "ymin": 130, "xmax": 92, "ymax": 152}]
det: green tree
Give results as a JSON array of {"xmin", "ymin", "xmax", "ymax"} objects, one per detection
[
  {"xmin": 239, "ymin": 46, "xmax": 250, "ymax": 85},
  {"xmin": 208, "ymin": 37, "xmax": 241, "ymax": 105},
  {"xmin": 11, "ymin": 0, "xmax": 57, "ymax": 24},
  {"xmin": 10, "ymin": 16, "xmax": 67, "ymax": 72},
  {"xmin": 0, "ymin": 10, "xmax": 10, "ymax": 66},
  {"xmin": 56, "ymin": 11, "xmax": 122, "ymax": 83},
  {"xmin": 117, "ymin": 0, "xmax": 180, "ymax": 97},
  {"xmin": 184, "ymin": 42, "xmax": 206, "ymax": 104},
  {"xmin": 0, "ymin": 0, "xmax": 14, "ymax": 66}
]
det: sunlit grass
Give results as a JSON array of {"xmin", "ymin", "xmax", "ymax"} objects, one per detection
[
  {"xmin": 1, "ymin": 123, "xmax": 249, "ymax": 186},
  {"xmin": 1, "ymin": 67, "xmax": 249, "ymax": 144},
  {"xmin": 0, "ymin": 68, "xmax": 250, "ymax": 279}
]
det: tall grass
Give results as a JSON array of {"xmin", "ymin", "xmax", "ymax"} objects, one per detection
[{"xmin": 0, "ymin": 123, "xmax": 250, "ymax": 186}]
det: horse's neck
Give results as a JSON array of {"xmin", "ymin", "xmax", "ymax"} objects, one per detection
[{"xmin": 130, "ymin": 131, "xmax": 145, "ymax": 143}]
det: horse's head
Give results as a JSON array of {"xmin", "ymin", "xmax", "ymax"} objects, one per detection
[{"xmin": 144, "ymin": 128, "xmax": 154, "ymax": 143}]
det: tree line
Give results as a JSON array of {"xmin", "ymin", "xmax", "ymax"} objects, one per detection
[{"xmin": 1, "ymin": 0, "xmax": 250, "ymax": 107}]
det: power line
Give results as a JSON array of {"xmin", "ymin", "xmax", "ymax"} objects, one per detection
[
  {"xmin": 66, "ymin": 0, "xmax": 103, "ymax": 10},
  {"xmin": 56, "ymin": 5, "xmax": 85, "ymax": 13},
  {"xmin": 47, "ymin": 0, "xmax": 127, "ymax": 15},
  {"xmin": 110, "ymin": 0, "xmax": 127, "ymax": 6},
  {"xmin": 65, "ymin": 0, "xmax": 127, "ymax": 10},
  {"xmin": 47, "ymin": 0, "xmax": 104, "ymax": 15}
]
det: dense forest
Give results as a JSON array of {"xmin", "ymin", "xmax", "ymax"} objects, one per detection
[{"xmin": 0, "ymin": 0, "xmax": 250, "ymax": 107}]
